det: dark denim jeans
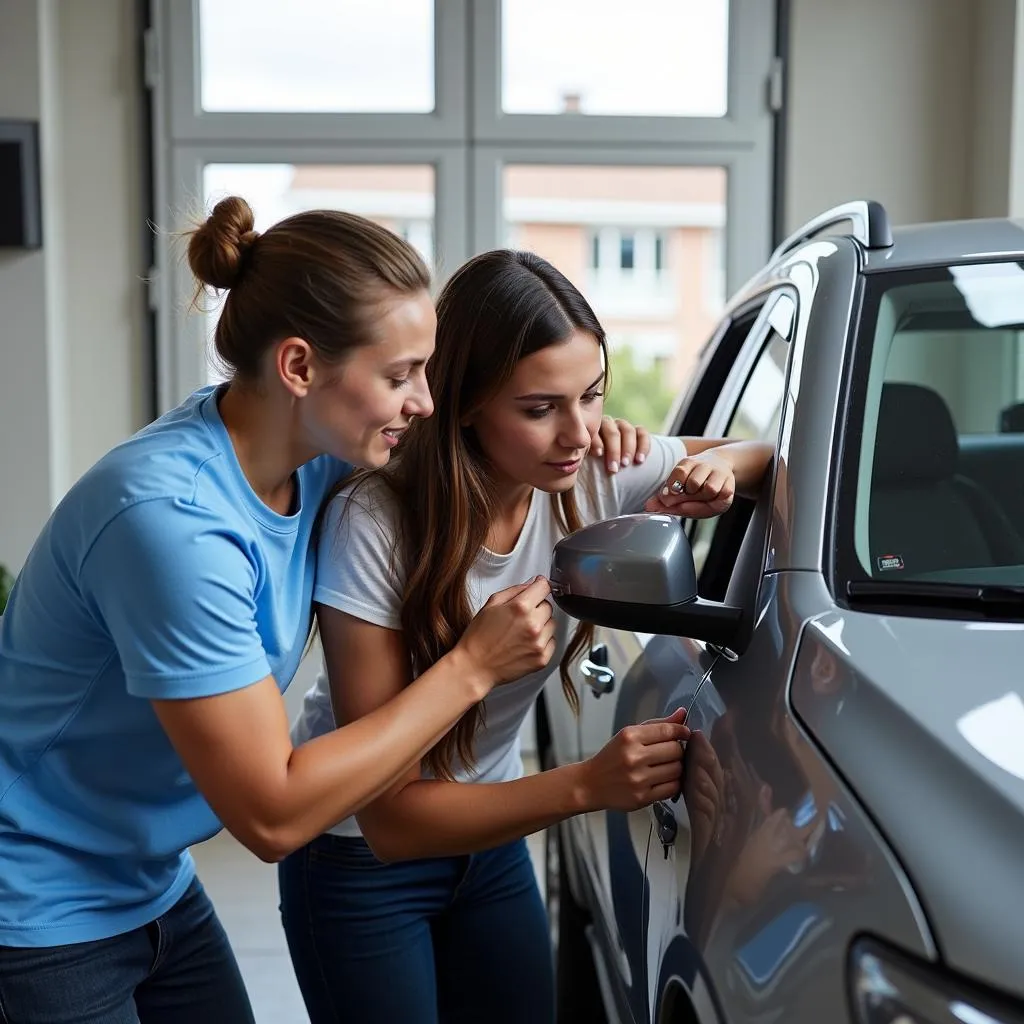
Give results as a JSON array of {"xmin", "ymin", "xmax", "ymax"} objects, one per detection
[
  {"xmin": 0, "ymin": 877, "xmax": 253, "ymax": 1024},
  {"xmin": 278, "ymin": 834, "xmax": 554, "ymax": 1024}
]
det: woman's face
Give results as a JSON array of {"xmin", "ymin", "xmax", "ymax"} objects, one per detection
[
  {"xmin": 468, "ymin": 329, "xmax": 605, "ymax": 495},
  {"xmin": 305, "ymin": 289, "xmax": 437, "ymax": 468}
]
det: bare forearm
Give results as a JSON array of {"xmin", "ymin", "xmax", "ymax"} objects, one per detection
[
  {"xmin": 359, "ymin": 764, "xmax": 593, "ymax": 861},
  {"xmin": 717, "ymin": 440, "xmax": 774, "ymax": 497},
  {"xmin": 682, "ymin": 438, "xmax": 774, "ymax": 497},
  {"xmin": 262, "ymin": 650, "xmax": 488, "ymax": 859}
]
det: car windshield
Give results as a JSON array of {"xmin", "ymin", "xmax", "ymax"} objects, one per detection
[{"xmin": 843, "ymin": 261, "xmax": 1024, "ymax": 594}]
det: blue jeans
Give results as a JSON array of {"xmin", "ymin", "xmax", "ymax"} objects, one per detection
[
  {"xmin": 0, "ymin": 877, "xmax": 253, "ymax": 1024},
  {"xmin": 278, "ymin": 835, "xmax": 554, "ymax": 1024}
]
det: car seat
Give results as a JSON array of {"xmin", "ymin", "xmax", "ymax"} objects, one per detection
[{"xmin": 869, "ymin": 383, "xmax": 1024, "ymax": 575}]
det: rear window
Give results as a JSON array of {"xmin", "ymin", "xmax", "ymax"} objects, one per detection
[{"xmin": 840, "ymin": 262, "xmax": 1024, "ymax": 591}]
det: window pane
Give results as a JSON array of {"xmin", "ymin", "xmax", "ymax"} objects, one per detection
[
  {"xmin": 501, "ymin": 164, "xmax": 727, "ymax": 428},
  {"xmin": 502, "ymin": 0, "xmax": 728, "ymax": 117},
  {"xmin": 850, "ymin": 263, "xmax": 1024, "ymax": 584},
  {"xmin": 201, "ymin": 163, "xmax": 435, "ymax": 384},
  {"xmin": 620, "ymin": 233, "xmax": 635, "ymax": 271},
  {"xmin": 691, "ymin": 330, "xmax": 789, "ymax": 582},
  {"xmin": 199, "ymin": 0, "xmax": 434, "ymax": 113}
]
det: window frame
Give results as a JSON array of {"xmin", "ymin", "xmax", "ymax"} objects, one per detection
[
  {"xmin": 163, "ymin": 0, "xmax": 469, "ymax": 142},
  {"xmin": 472, "ymin": 0, "xmax": 774, "ymax": 146},
  {"xmin": 472, "ymin": 145, "xmax": 769, "ymax": 290},
  {"xmin": 150, "ymin": 0, "xmax": 779, "ymax": 411},
  {"xmin": 155, "ymin": 143, "xmax": 468, "ymax": 409},
  {"xmin": 687, "ymin": 289, "xmax": 796, "ymax": 598}
]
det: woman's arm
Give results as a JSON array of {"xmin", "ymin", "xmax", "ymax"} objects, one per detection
[
  {"xmin": 151, "ymin": 577, "xmax": 555, "ymax": 864},
  {"xmin": 323, "ymin": 607, "xmax": 689, "ymax": 862},
  {"xmin": 677, "ymin": 438, "xmax": 775, "ymax": 498},
  {"xmin": 644, "ymin": 439, "xmax": 775, "ymax": 518}
]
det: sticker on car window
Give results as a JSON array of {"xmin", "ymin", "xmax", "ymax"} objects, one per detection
[{"xmin": 876, "ymin": 554, "xmax": 905, "ymax": 572}]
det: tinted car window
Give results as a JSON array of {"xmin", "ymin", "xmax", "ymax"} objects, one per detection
[{"xmin": 848, "ymin": 262, "xmax": 1024, "ymax": 588}]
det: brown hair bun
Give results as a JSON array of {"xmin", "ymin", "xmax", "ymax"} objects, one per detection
[{"xmin": 187, "ymin": 196, "xmax": 260, "ymax": 291}]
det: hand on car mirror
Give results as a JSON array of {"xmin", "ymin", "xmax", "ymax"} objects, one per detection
[
  {"xmin": 645, "ymin": 451, "xmax": 736, "ymax": 519},
  {"xmin": 590, "ymin": 415, "xmax": 651, "ymax": 475},
  {"xmin": 578, "ymin": 708, "xmax": 691, "ymax": 812}
]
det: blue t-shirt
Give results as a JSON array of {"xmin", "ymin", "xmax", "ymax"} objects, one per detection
[{"xmin": 0, "ymin": 386, "xmax": 348, "ymax": 947}]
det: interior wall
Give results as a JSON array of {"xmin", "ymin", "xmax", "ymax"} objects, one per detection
[
  {"xmin": 0, "ymin": 0, "xmax": 61, "ymax": 575},
  {"xmin": 58, "ymin": 0, "xmax": 148, "ymax": 484},
  {"xmin": 0, "ymin": 0, "xmax": 146, "ymax": 574},
  {"xmin": 785, "ymin": 0, "xmax": 976, "ymax": 232},
  {"xmin": 969, "ymin": 0, "xmax": 1016, "ymax": 218}
]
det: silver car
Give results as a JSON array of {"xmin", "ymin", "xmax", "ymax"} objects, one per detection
[{"xmin": 540, "ymin": 200, "xmax": 1024, "ymax": 1024}]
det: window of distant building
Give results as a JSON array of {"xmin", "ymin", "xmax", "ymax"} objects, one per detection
[{"xmin": 589, "ymin": 228, "xmax": 669, "ymax": 278}]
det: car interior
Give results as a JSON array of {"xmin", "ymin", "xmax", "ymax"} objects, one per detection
[{"xmin": 857, "ymin": 271, "xmax": 1024, "ymax": 585}]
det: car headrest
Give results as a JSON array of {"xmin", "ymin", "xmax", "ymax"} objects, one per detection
[{"xmin": 872, "ymin": 382, "xmax": 958, "ymax": 485}]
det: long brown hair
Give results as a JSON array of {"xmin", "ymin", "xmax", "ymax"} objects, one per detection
[
  {"xmin": 367, "ymin": 250, "xmax": 609, "ymax": 780},
  {"xmin": 186, "ymin": 196, "xmax": 430, "ymax": 379}
]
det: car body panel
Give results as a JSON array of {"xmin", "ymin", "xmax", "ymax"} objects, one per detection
[
  {"xmin": 792, "ymin": 605, "xmax": 1024, "ymax": 1000},
  {"xmin": 575, "ymin": 628, "xmax": 718, "ymax": 1022},
  {"xmin": 645, "ymin": 570, "xmax": 936, "ymax": 1024}
]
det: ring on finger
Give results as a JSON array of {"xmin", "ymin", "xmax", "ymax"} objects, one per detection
[{"xmin": 669, "ymin": 479, "xmax": 685, "ymax": 494}]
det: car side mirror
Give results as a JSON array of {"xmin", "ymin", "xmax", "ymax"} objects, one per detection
[{"xmin": 549, "ymin": 514, "xmax": 743, "ymax": 647}]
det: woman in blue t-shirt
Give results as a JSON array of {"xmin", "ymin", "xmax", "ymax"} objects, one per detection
[{"xmin": 0, "ymin": 199, "xmax": 623, "ymax": 1023}]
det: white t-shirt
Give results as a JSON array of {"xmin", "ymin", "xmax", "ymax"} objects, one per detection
[{"xmin": 291, "ymin": 434, "xmax": 686, "ymax": 837}]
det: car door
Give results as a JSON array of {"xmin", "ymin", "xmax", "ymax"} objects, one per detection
[
  {"xmin": 642, "ymin": 295, "xmax": 797, "ymax": 1023},
  {"xmin": 574, "ymin": 292, "xmax": 794, "ymax": 1023}
]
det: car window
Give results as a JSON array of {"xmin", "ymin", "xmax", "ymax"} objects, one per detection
[
  {"xmin": 845, "ymin": 262, "xmax": 1024, "ymax": 588},
  {"xmin": 691, "ymin": 324, "xmax": 790, "ymax": 598},
  {"xmin": 671, "ymin": 308, "xmax": 763, "ymax": 438}
]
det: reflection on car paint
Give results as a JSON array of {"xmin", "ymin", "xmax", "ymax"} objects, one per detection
[{"xmin": 956, "ymin": 691, "xmax": 1024, "ymax": 783}]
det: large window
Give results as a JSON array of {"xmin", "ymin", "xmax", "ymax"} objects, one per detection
[{"xmin": 151, "ymin": 1, "xmax": 777, "ymax": 410}]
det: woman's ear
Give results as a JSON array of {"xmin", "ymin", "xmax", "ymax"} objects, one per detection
[{"xmin": 276, "ymin": 337, "xmax": 316, "ymax": 397}]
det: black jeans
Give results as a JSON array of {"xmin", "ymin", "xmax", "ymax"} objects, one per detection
[{"xmin": 0, "ymin": 877, "xmax": 254, "ymax": 1024}]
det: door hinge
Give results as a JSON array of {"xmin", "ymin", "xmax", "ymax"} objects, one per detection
[
  {"xmin": 143, "ymin": 26, "xmax": 160, "ymax": 89},
  {"xmin": 767, "ymin": 56, "xmax": 785, "ymax": 113}
]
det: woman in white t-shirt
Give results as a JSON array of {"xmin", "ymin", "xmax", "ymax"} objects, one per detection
[{"xmin": 280, "ymin": 250, "xmax": 774, "ymax": 1024}]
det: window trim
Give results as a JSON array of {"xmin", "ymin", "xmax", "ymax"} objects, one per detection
[
  {"xmin": 157, "ymin": 143, "xmax": 468, "ymax": 410},
  {"xmin": 471, "ymin": 0, "xmax": 774, "ymax": 146},
  {"xmin": 162, "ymin": 0, "xmax": 469, "ymax": 143},
  {"xmin": 688, "ymin": 289, "xmax": 796, "ymax": 598},
  {"xmin": 471, "ymin": 145, "xmax": 770, "ymax": 290}
]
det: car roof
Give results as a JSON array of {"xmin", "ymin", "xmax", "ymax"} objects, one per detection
[
  {"xmin": 769, "ymin": 200, "xmax": 1024, "ymax": 276},
  {"xmin": 862, "ymin": 217, "xmax": 1024, "ymax": 273}
]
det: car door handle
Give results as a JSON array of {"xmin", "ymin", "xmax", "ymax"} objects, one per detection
[
  {"xmin": 652, "ymin": 800, "xmax": 677, "ymax": 853},
  {"xmin": 580, "ymin": 651, "xmax": 615, "ymax": 697}
]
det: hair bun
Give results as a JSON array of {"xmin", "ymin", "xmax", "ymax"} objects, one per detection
[{"xmin": 187, "ymin": 196, "xmax": 259, "ymax": 291}]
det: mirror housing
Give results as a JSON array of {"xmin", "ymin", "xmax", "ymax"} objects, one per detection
[{"xmin": 549, "ymin": 514, "xmax": 743, "ymax": 647}]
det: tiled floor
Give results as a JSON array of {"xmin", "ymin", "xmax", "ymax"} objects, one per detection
[{"xmin": 191, "ymin": 767, "xmax": 546, "ymax": 1023}]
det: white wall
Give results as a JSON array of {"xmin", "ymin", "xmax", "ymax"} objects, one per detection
[
  {"xmin": 58, "ymin": 0, "xmax": 148, "ymax": 482},
  {"xmin": 785, "ymin": 0, "xmax": 1000, "ymax": 232},
  {"xmin": 970, "ymin": 0, "xmax": 1016, "ymax": 218},
  {"xmin": 0, "ymin": 0, "xmax": 146, "ymax": 574},
  {"xmin": 0, "ymin": 1, "xmax": 62, "ymax": 574}
]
